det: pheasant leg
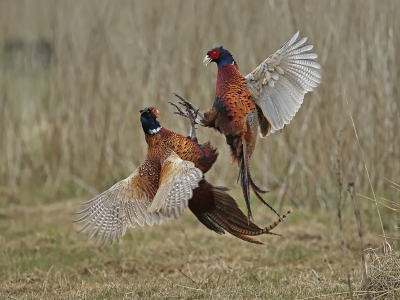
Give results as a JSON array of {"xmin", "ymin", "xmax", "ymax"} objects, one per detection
[{"xmin": 186, "ymin": 103, "xmax": 199, "ymax": 142}]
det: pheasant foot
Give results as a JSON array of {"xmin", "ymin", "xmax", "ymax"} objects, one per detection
[
  {"xmin": 172, "ymin": 93, "xmax": 205, "ymax": 120},
  {"xmin": 169, "ymin": 94, "xmax": 204, "ymax": 141}
]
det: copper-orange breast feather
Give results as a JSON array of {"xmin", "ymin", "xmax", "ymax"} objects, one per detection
[{"xmin": 74, "ymin": 106, "xmax": 290, "ymax": 245}]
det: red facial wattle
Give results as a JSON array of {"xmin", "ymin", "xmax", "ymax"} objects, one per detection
[
  {"xmin": 209, "ymin": 49, "xmax": 220, "ymax": 60},
  {"xmin": 151, "ymin": 107, "xmax": 159, "ymax": 118}
]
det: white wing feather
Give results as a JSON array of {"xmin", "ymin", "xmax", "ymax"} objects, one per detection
[
  {"xmin": 246, "ymin": 31, "xmax": 321, "ymax": 137},
  {"xmin": 147, "ymin": 151, "xmax": 203, "ymax": 219},
  {"xmin": 73, "ymin": 168, "xmax": 169, "ymax": 245}
]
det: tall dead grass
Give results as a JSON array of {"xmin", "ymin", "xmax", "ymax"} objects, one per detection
[{"xmin": 0, "ymin": 0, "xmax": 398, "ymax": 218}]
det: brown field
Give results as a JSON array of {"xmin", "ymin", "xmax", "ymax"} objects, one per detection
[{"xmin": 0, "ymin": 0, "xmax": 399, "ymax": 299}]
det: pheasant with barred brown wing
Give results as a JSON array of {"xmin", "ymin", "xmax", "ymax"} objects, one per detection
[
  {"xmin": 74, "ymin": 106, "xmax": 290, "ymax": 245},
  {"xmin": 178, "ymin": 32, "xmax": 321, "ymax": 220}
]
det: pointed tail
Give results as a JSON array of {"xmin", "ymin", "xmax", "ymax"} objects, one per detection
[
  {"xmin": 189, "ymin": 180, "xmax": 291, "ymax": 245},
  {"xmin": 238, "ymin": 140, "xmax": 281, "ymax": 220}
]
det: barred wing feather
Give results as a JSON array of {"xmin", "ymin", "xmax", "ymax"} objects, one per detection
[
  {"xmin": 148, "ymin": 151, "xmax": 203, "ymax": 219},
  {"xmin": 246, "ymin": 31, "xmax": 321, "ymax": 136},
  {"xmin": 73, "ymin": 168, "xmax": 168, "ymax": 245}
]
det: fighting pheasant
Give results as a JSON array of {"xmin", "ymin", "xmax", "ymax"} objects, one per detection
[
  {"xmin": 74, "ymin": 105, "xmax": 291, "ymax": 245},
  {"xmin": 176, "ymin": 32, "xmax": 321, "ymax": 220}
]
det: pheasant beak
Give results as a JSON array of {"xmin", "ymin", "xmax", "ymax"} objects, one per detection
[{"xmin": 203, "ymin": 55, "xmax": 212, "ymax": 66}]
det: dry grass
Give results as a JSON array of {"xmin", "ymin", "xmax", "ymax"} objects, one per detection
[
  {"xmin": 0, "ymin": 198, "xmax": 384, "ymax": 299},
  {"xmin": 363, "ymin": 247, "xmax": 400, "ymax": 299},
  {"xmin": 0, "ymin": 0, "xmax": 399, "ymax": 299}
]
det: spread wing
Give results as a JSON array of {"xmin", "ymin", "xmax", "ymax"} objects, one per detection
[
  {"xmin": 147, "ymin": 151, "xmax": 203, "ymax": 219},
  {"xmin": 73, "ymin": 151, "xmax": 202, "ymax": 244},
  {"xmin": 246, "ymin": 31, "xmax": 322, "ymax": 136},
  {"xmin": 73, "ymin": 166, "xmax": 165, "ymax": 245}
]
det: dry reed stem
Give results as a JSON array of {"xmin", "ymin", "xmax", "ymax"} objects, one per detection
[
  {"xmin": 348, "ymin": 183, "xmax": 369, "ymax": 299},
  {"xmin": 339, "ymin": 74, "xmax": 387, "ymax": 247},
  {"xmin": 334, "ymin": 129, "xmax": 353, "ymax": 299},
  {"xmin": 357, "ymin": 193, "xmax": 400, "ymax": 214}
]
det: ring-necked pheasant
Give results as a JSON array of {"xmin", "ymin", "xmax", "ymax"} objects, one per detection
[
  {"xmin": 175, "ymin": 32, "xmax": 321, "ymax": 220},
  {"xmin": 74, "ymin": 104, "xmax": 291, "ymax": 245}
]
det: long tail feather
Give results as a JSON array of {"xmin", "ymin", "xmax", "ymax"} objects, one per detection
[
  {"xmin": 249, "ymin": 180, "xmax": 281, "ymax": 219},
  {"xmin": 249, "ymin": 177, "xmax": 268, "ymax": 194},
  {"xmin": 189, "ymin": 182, "xmax": 290, "ymax": 245},
  {"xmin": 239, "ymin": 156, "xmax": 253, "ymax": 220},
  {"xmin": 206, "ymin": 187, "xmax": 291, "ymax": 244},
  {"xmin": 239, "ymin": 142, "xmax": 280, "ymax": 219}
]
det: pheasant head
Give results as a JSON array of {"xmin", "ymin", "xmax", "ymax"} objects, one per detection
[
  {"xmin": 203, "ymin": 46, "xmax": 234, "ymax": 68},
  {"xmin": 140, "ymin": 106, "xmax": 162, "ymax": 135}
]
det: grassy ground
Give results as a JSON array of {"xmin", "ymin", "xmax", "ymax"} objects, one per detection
[
  {"xmin": 0, "ymin": 198, "xmax": 393, "ymax": 299},
  {"xmin": 0, "ymin": 0, "xmax": 399, "ymax": 299}
]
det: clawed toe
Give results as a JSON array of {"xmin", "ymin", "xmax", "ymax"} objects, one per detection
[
  {"xmin": 169, "ymin": 94, "xmax": 205, "ymax": 127},
  {"xmin": 168, "ymin": 101, "xmax": 189, "ymax": 118},
  {"xmin": 169, "ymin": 94, "xmax": 206, "ymax": 141},
  {"xmin": 173, "ymin": 93, "xmax": 205, "ymax": 120}
]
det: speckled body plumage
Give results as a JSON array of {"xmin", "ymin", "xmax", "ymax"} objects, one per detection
[
  {"xmin": 138, "ymin": 127, "xmax": 218, "ymax": 198},
  {"xmin": 205, "ymin": 64, "xmax": 255, "ymax": 137},
  {"xmin": 145, "ymin": 127, "xmax": 217, "ymax": 174},
  {"xmin": 208, "ymin": 64, "xmax": 258, "ymax": 162}
]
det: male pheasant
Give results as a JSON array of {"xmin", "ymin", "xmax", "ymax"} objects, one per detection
[
  {"xmin": 179, "ymin": 32, "xmax": 321, "ymax": 220},
  {"xmin": 74, "ymin": 105, "xmax": 290, "ymax": 245}
]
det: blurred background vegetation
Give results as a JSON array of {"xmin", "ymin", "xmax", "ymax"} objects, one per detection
[
  {"xmin": 0, "ymin": 0, "xmax": 398, "ymax": 221},
  {"xmin": 1, "ymin": 1, "xmax": 399, "ymax": 298}
]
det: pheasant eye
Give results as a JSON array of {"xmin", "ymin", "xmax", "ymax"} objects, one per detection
[{"xmin": 210, "ymin": 50, "xmax": 219, "ymax": 59}]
